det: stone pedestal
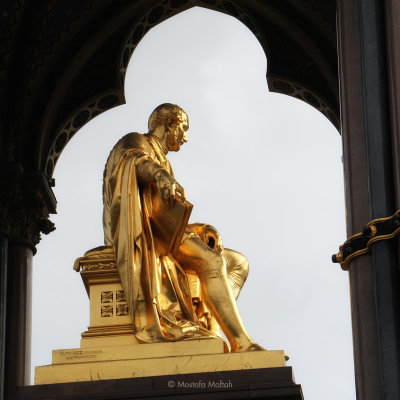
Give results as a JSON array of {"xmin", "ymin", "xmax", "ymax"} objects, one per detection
[
  {"xmin": 35, "ymin": 338, "xmax": 287, "ymax": 385},
  {"xmin": 35, "ymin": 247, "xmax": 288, "ymax": 387}
]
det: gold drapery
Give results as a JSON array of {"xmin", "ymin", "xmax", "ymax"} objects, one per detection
[{"xmin": 103, "ymin": 133, "xmax": 215, "ymax": 342}]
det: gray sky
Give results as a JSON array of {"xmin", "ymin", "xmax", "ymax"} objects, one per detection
[{"xmin": 31, "ymin": 7, "xmax": 355, "ymax": 400}]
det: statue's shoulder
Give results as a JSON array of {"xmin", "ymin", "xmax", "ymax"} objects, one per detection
[
  {"xmin": 105, "ymin": 132, "xmax": 151, "ymax": 171},
  {"xmin": 118, "ymin": 132, "xmax": 149, "ymax": 149},
  {"xmin": 112, "ymin": 132, "xmax": 151, "ymax": 155}
]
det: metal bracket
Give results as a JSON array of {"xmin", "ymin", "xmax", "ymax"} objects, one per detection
[{"xmin": 332, "ymin": 210, "xmax": 400, "ymax": 271}]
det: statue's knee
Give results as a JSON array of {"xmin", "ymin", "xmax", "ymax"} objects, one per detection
[
  {"xmin": 198, "ymin": 251, "xmax": 225, "ymax": 278},
  {"xmin": 225, "ymin": 250, "xmax": 249, "ymax": 283},
  {"xmin": 237, "ymin": 256, "xmax": 249, "ymax": 282}
]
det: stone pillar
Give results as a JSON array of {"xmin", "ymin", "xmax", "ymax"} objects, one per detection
[
  {"xmin": 0, "ymin": 163, "xmax": 56, "ymax": 400},
  {"xmin": 337, "ymin": 1, "xmax": 400, "ymax": 399},
  {"xmin": 0, "ymin": 237, "xmax": 7, "ymax": 400},
  {"xmin": 5, "ymin": 244, "xmax": 33, "ymax": 393},
  {"xmin": 385, "ymin": 0, "xmax": 400, "ymax": 207}
]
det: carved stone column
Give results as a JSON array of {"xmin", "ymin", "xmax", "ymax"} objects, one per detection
[
  {"xmin": 337, "ymin": 1, "xmax": 400, "ymax": 399},
  {"xmin": 0, "ymin": 237, "xmax": 7, "ymax": 400},
  {"xmin": 0, "ymin": 163, "xmax": 56, "ymax": 400}
]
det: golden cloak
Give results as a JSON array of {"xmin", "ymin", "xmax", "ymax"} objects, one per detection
[{"xmin": 102, "ymin": 132, "xmax": 213, "ymax": 342}]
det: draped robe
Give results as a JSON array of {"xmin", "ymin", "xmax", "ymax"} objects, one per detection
[{"xmin": 102, "ymin": 132, "xmax": 214, "ymax": 342}]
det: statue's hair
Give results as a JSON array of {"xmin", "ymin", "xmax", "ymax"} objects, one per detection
[{"xmin": 148, "ymin": 103, "xmax": 188, "ymax": 131}]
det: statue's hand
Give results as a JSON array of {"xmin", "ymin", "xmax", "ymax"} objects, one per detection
[
  {"xmin": 204, "ymin": 225, "xmax": 224, "ymax": 254},
  {"xmin": 188, "ymin": 223, "xmax": 224, "ymax": 254},
  {"xmin": 154, "ymin": 169, "xmax": 185, "ymax": 208}
]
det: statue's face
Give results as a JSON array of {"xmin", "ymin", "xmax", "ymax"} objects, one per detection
[{"xmin": 167, "ymin": 113, "xmax": 189, "ymax": 152}]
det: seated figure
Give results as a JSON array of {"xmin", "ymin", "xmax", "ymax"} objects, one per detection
[{"xmin": 102, "ymin": 103, "xmax": 262, "ymax": 352}]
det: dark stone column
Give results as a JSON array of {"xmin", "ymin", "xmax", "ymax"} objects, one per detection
[
  {"xmin": 385, "ymin": 0, "xmax": 400, "ymax": 207},
  {"xmin": 0, "ymin": 163, "xmax": 56, "ymax": 400},
  {"xmin": 0, "ymin": 237, "xmax": 7, "ymax": 400},
  {"xmin": 337, "ymin": 1, "xmax": 400, "ymax": 399},
  {"xmin": 4, "ymin": 244, "xmax": 33, "ymax": 396}
]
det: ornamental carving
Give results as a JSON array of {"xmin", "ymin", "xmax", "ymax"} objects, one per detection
[
  {"xmin": 116, "ymin": 290, "xmax": 126, "ymax": 303},
  {"xmin": 101, "ymin": 306, "xmax": 113, "ymax": 317},
  {"xmin": 0, "ymin": 164, "xmax": 56, "ymax": 251},
  {"xmin": 81, "ymin": 263, "xmax": 116, "ymax": 271},
  {"xmin": 116, "ymin": 304, "xmax": 128, "ymax": 316},
  {"xmin": 268, "ymin": 77, "xmax": 339, "ymax": 129},
  {"xmin": 101, "ymin": 291, "xmax": 113, "ymax": 303},
  {"xmin": 119, "ymin": 0, "xmax": 263, "ymax": 88},
  {"xmin": 44, "ymin": 91, "xmax": 123, "ymax": 178}
]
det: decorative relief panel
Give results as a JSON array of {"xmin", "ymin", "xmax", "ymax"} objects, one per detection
[
  {"xmin": 116, "ymin": 290, "xmax": 126, "ymax": 303},
  {"xmin": 100, "ymin": 289, "xmax": 129, "ymax": 318},
  {"xmin": 101, "ymin": 305, "xmax": 113, "ymax": 317},
  {"xmin": 101, "ymin": 291, "xmax": 113, "ymax": 303},
  {"xmin": 116, "ymin": 304, "xmax": 128, "ymax": 316}
]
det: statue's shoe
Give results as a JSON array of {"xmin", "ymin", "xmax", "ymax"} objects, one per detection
[
  {"xmin": 244, "ymin": 343, "xmax": 266, "ymax": 352},
  {"xmin": 235, "ymin": 342, "xmax": 290, "ymax": 361},
  {"xmin": 232, "ymin": 342, "xmax": 265, "ymax": 352}
]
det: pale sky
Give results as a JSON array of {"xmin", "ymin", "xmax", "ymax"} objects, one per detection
[{"xmin": 31, "ymin": 7, "xmax": 355, "ymax": 400}]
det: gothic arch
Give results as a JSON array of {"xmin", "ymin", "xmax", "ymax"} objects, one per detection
[{"xmin": 36, "ymin": 0, "xmax": 338, "ymax": 180}]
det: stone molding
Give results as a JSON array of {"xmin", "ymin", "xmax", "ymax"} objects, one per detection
[{"xmin": 0, "ymin": 163, "xmax": 56, "ymax": 251}]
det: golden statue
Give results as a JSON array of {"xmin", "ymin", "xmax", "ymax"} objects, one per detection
[
  {"xmin": 102, "ymin": 103, "xmax": 262, "ymax": 352},
  {"xmin": 34, "ymin": 103, "xmax": 288, "ymax": 385}
]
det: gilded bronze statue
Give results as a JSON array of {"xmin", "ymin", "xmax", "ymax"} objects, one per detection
[{"xmin": 102, "ymin": 103, "xmax": 263, "ymax": 352}]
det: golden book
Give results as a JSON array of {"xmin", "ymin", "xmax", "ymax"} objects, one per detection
[{"xmin": 150, "ymin": 193, "xmax": 193, "ymax": 257}]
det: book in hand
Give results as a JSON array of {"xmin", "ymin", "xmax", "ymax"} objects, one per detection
[{"xmin": 150, "ymin": 191, "xmax": 193, "ymax": 257}]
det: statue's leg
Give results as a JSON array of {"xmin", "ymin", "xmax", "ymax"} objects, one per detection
[
  {"xmin": 223, "ymin": 248, "xmax": 249, "ymax": 300},
  {"xmin": 176, "ymin": 236, "xmax": 260, "ymax": 352}
]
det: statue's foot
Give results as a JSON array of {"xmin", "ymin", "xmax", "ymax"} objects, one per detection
[
  {"xmin": 233, "ymin": 342, "xmax": 290, "ymax": 361},
  {"xmin": 232, "ymin": 341, "xmax": 266, "ymax": 352},
  {"xmin": 244, "ymin": 342, "xmax": 266, "ymax": 352}
]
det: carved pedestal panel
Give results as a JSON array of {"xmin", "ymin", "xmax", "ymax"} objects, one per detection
[{"xmin": 74, "ymin": 246, "xmax": 137, "ymax": 347}]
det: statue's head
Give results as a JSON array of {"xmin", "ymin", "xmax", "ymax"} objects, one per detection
[{"xmin": 148, "ymin": 103, "xmax": 189, "ymax": 152}]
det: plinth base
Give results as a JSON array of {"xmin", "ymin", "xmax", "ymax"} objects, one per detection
[
  {"xmin": 22, "ymin": 367, "xmax": 303, "ymax": 400},
  {"xmin": 35, "ymin": 338, "xmax": 287, "ymax": 385}
]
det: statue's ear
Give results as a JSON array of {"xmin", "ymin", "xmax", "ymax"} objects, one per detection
[{"xmin": 166, "ymin": 118, "xmax": 174, "ymax": 132}]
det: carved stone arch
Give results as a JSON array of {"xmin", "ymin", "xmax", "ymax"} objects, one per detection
[
  {"xmin": 40, "ymin": 0, "xmax": 266, "ymax": 179},
  {"xmin": 39, "ymin": 0, "xmax": 338, "ymax": 179},
  {"xmin": 118, "ymin": 0, "xmax": 267, "ymax": 86},
  {"xmin": 268, "ymin": 77, "xmax": 339, "ymax": 128},
  {"xmin": 44, "ymin": 90, "xmax": 123, "ymax": 179}
]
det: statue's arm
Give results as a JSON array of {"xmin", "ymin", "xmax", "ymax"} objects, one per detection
[
  {"xmin": 136, "ymin": 159, "xmax": 185, "ymax": 208},
  {"xmin": 136, "ymin": 159, "xmax": 166, "ymax": 184}
]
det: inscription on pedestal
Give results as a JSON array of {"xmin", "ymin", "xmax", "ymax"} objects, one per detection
[{"xmin": 53, "ymin": 349, "xmax": 104, "ymax": 364}]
